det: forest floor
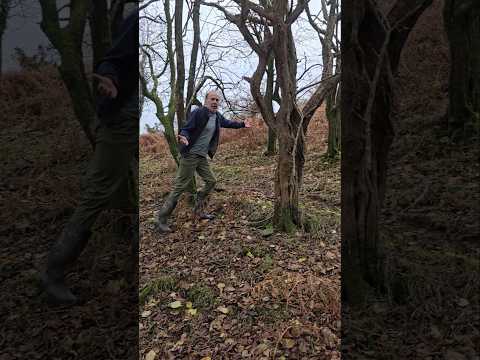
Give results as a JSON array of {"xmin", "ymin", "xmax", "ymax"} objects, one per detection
[
  {"xmin": 1, "ymin": 67, "xmax": 138, "ymax": 359},
  {"xmin": 342, "ymin": 3, "xmax": 480, "ymax": 356},
  {"xmin": 342, "ymin": 102, "xmax": 480, "ymax": 359},
  {"xmin": 138, "ymin": 108, "xmax": 341, "ymax": 359}
]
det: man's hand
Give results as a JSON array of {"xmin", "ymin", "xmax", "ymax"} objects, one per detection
[
  {"xmin": 244, "ymin": 119, "xmax": 253, "ymax": 128},
  {"xmin": 178, "ymin": 135, "xmax": 189, "ymax": 146},
  {"xmin": 92, "ymin": 73, "xmax": 118, "ymax": 99}
]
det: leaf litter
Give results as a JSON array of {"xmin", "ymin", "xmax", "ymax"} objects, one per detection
[{"xmin": 139, "ymin": 108, "xmax": 341, "ymax": 359}]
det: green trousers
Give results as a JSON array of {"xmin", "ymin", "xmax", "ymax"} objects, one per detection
[
  {"xmin": 168, "ymin": 153, "xmax": 217, "ymax": 203},
  {"xmin": 67, "ymin": 105, "xmax": 138, "ymax": 230}
]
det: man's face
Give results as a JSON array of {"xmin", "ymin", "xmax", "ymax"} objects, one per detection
[{"xmin": 205, "ymin": 93, "xmax": 221, "ymax": 112}]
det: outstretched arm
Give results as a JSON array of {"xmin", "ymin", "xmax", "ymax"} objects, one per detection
[{"xmin": 220, "ymin": 114, "xmax": 252, "ymax": 129}]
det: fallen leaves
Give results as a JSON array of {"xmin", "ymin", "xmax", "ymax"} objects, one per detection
[
  {"xmin": 145, "ymin": 350, "xmax": 156, "ymax": 360},
  {"xmin": 168, "ymin": 300, "xmax": 182, "ymax": 309},
  {"xmin": 141, "ymin": 310, "xmax": 152, "ymax": 318},
  {"xmin": 186, "ymin": 308, "xmax": 197, "ymax": 316},
  {"xmin": 139, "ymin": 113, "xmax": 341, "ymax": 359},
  {"xmin": 216, "ymin": 305, "xmax": 230, "ymax": 314},
  {"xmin": 282, "ymin": 338, "xmax": 296, "ymax": 349}
]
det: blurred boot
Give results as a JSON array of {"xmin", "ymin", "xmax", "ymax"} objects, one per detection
[
  {"xmin": 155, "ymin": 197, "xmax": 177, "ymax": 233},
  {"xmin": 41, "ymin": 226, "xmax": 91, "ymax": 305}
]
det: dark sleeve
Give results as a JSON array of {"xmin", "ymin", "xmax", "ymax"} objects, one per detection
[
  {"xmin": 219, "ymin": 113, "xmax": 245, "ymax": 129},
  {"xmin": 179, "ymin": 110, "xmax": 199, "ymax": 141},
  {"xmin": 95, "ymin": 11, "xmax": 139, "ymax": 89}
]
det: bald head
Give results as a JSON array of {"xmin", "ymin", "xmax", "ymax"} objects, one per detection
[{"xmin": 204, "ymin": 91, "xmax": 221, "ymax": 113}]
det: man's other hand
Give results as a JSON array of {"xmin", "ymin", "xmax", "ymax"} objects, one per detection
[
  {"xmin": 92, "ymin": 73, "xmax": 118, "ymax": 99},
  {"xmin": 178, "ymin": 135, "xmax": 189, "ymax": 145},
  {"xmin": 244, "ymin": 119, "xmax": 253, "ymax": 128}
]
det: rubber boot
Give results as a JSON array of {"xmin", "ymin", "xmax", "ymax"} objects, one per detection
[
  {"xmin": 155, "ymin": 197, "xmax": 177, "ymax": 233},
  {"xmin": 41, "ymin": 226, "xmax": 91, "ymax": 305}
]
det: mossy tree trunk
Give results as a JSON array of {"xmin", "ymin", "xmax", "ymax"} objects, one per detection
[
  {"xmin": 266, "ymin": 127, "xmax": 277, "ymax": 156},
  {"xmin": 326, "ymin": 87, "xmax": 340, "ymax": 158}
]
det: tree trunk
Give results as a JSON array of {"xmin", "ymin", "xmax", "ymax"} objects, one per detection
[
  {"xmin": 174, "ymin": 0, "xmax": 186, "ymax": 130},
  {"xmin": 58, "ymin": 50, "xmax": 96, "ymax": 147},
  {"xmin": 0, "ymin": 0, "xmax": 9, "ymax": 75},
  {"xmin": 185, "ymin": 0, "xmax": 200, "ymax": 116},
  {"xmin": 264, "ymin": 54, "xmax": 277, "ymax": 156},
  {"xmin": 342, "ymin": 1, "xmax": 395, "ymax": 304},
  {"xmin": 326, "ymin": 88, "xmax": 340, "ymax": 158},
  {"xmin": 272, "ymin": 18, "xmax": 304, "ymax": 232},
  {"xmin": 342, "ymin": 0, "xmax": 433, "ymax": 304},
  {"xmin": 0, "ymin": 32, "xmax": 3, "ymax": 74},
  {"xmin": 265, "ymin": 127, "xmax": 277, "ymax": 155},
  {"xmin": 444, "ymin": 0, "xmax": 480, "ymax": 138},
  {"xmin": 274, "ymin": 124, "xmax": 302, "ymax": 233},
  {"xmin": 39, "ymin": 0, "xmax": 96, "ymax": 147},
  {"xmin": 159, "ymin": 113, "xmax": 180, "ymax": 165}
]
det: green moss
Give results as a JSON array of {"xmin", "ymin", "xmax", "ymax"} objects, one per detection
[
  {"xmin": 140, "ymin": 275, "xmax": 178, "ymax": 305},
  {"xmin": 187, "ymin": 285, "xmax": 217, "ymax": 308},
  {"xmin": 242, "ymin": 244, "xmax": 271, "ymax": 258},
  {"xmin": 258, "ymin": 255, "xmax": 274, "ymax": 274},
  {"xmin": 275, "ymin": 208, "xmax": 298, "ymax": 234}
]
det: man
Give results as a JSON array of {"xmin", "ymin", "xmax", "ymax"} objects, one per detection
[
  {"xmin": 155, "ymin": 91, "xmax": 252, "ymax": 232},
  {"xmin": 40, "ymin": 10, "xmax": 139, "ymax": 305}
]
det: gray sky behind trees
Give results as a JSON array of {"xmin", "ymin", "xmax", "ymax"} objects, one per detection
[
  {"xmin": 140, "ymin": 0, "xmax": 325, "ymax": 133},
  {"xmin": 2, "ymin": 1, "xmax": 49, "ymax": 72},
  {"xmin": 2, "ymin": 1, "xmax": 328, "ymax": 135}
]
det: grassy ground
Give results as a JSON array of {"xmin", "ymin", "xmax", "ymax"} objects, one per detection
[{"xmin": 139, "ymin": 109, "xmax": 341, "ymax": 359}]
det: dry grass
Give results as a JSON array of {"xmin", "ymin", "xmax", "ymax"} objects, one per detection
[
  {"xmin": 140, "ymin": 108, "xmax": 328, "ymax": 156},
  {"xmin": 251, "ymin": 269, "xmax": 340, "ymax": 320}
]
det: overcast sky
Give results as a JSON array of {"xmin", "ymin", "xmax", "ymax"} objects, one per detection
[
  {"xmin": 140, "ymin": 0, "xmax": 327, "ymax": 134},
  {"xmin": 1, "ymin": 1, "xmax": 330, "ymax": 135},
  {"xmin": 2, "ymin": 2, "xmax": 50, "ymax": 72}
]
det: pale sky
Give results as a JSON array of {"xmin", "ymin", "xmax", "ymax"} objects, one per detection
[
  {"xmin": 2, "ymin": 2, "xmax": 51, "ymax": 72},
  {"xmin": 1, "ymin": 1, "xmax": 332, "ymax": 135},
  {"xmin": 140, "ymin": 0, "xmax": 329, "ymax": 134}
]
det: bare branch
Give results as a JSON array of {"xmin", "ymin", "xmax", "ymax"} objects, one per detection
[{"xmin": 139, "ymin": 0, "xmax": 158, "ymax": 12}]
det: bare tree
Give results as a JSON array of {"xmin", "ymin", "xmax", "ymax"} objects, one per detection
[
  {"xmin": 39, "ymin": 0, "xmax": 96, "ymax": 145},
  {"xmin": 306, "ymin": 0, "xmax": 341, "ymax": 158},
  {"xmin": 38, "ymin": 1, "xmax": 138, "ymax": 146},
  {"xmin": 342, "ymin": 0, "xmax": 433, "ymax": 304},
  {"xmin": 140, "ymin": 0, "xmax": 237, "ymax": 161},
  {"xmin": 203, "ymin": 0, "xmax": 338, "ymax": 232}
]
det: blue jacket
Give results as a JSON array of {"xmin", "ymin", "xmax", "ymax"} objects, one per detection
[
  {"xmin": 179, "ymin": 106, "xmax": 245, "ymax": 159},
  {"xmin": 95, "ymin": 10, "xmax": 139, "ymax": 120}
]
